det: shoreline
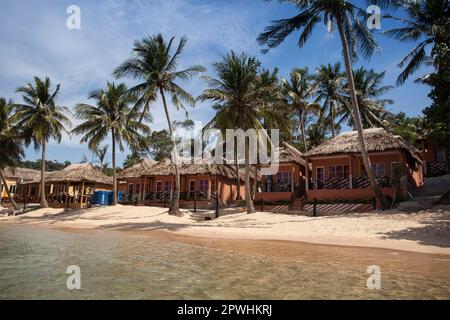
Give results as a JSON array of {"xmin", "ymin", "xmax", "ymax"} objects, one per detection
[{"xmin": 1, "ymin": 204, "xmax": 450, "ymax": 256}]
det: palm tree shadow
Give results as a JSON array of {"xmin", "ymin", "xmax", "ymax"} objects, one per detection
[{"xmin": 378, "ymin": 212, "xmax": 450, "ymax": 248}]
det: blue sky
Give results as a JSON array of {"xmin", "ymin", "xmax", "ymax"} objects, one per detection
[{"xmin": 0, "ymin": 0, "xmax": 432, "ymax": 166}]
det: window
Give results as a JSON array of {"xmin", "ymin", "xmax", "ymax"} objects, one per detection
[
  {"xmin": 199, "ymin": 180, "xmax": 208, "ymax": 192},
  {"xmin": 189, "ymin": 180, "xmax": 196, "ymax": 192},
  {"xmin": 155, "ymin": 181, "xmax": 162, "ymax": 193},
  {"xmin": 164, "ymin": 181, "xmax": 171, "ymax": 192},
  {"xmin": 361, "ymin": 163, "xmax": 386, "ymax": 177},
  {"xmin": 329, "ymin": 165, "xmax": 349, "ymax": 179},
  {"xmin": 128, "ymin": 184, "xmax": 134, "ymax": 194},
  {"xmin": 277, "ymin": 172, "xmax": 292, "ymax": 184},
  {"xmin": 436, "ymin": 148, "xmax": 445, "ymax": 162}
]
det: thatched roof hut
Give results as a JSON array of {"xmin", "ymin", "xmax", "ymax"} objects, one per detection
[
  {"xmin": 304, "ymin": 128, "xmax": 422, "ymax": 163},
  {"xmin": 180, "ymin": 158, "xmax": 239, "ymax": 179},
  {"xmin": 118, "ymin": 158, "xmax": 157, "ymax": 179},
  {"xmin": 2, "ymin": 166, "xmax": 40, "ymax": 181},
  {"xmin": 23, "ymin": 163, "xmax": 113, "ymax": 185}
]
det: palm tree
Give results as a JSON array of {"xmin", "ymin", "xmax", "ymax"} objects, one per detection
[
  {"xmin": 340, "ymin": 67, "xmax": 393, "ymax": 128},
  {"xmin": 312, "ymin": 63, "xmax": 347, "ymax": 138},
  {"xmin": 384, "ymin": 0, "xmax": 450, "ymax": 85},
  {"xmin": 199, "ymin": 52, "xmax": 285, "ymax": 213},
  {"xmin": 72, "ymin": 82, "xmax": 150, "ymax": 206},
  {"xmin": 113, "ymin": 34, "xmax": 205, "ymax": 216},
  {"xmin": 281, "ymin": 68, "xmax": 319, "ymax": 152},
  {"xmin": 0, "ymin": 98, "xmax": 24, "ymax": 210},
  {"xmin": 93, "ymin": 145, "xmax": 109, "ymax": 172},
  {"xmin": 13, "ymin": 77, "xmax": 71, "ymax": 208},
  {"xmin": 258, "ymin": 0, "xmax": 396, "ymax": 209}
]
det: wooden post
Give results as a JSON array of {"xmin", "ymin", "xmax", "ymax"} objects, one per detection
[
  {"xmin": 305, "ymin": 157, "xmax": 310, "ymax": 191},
  {"xmin": 207, "ymin": 176, "xmax": 212, "ymax": 200},
  {"xmin": 80, "ymin": 180, "xmax": 85, "ymax": 208},
  {"xmin": 349, "ymin": 155, "xmax": 353, "ymax": 189},
  {"xmin": 313, "ymin": 197, "xmax": 317, "ymax": 217}
]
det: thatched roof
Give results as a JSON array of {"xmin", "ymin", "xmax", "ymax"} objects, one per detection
[
  {"xmin": 2, "ymin": 167, "xmax": 40, "ymax": 181},
  {"xmin": 23, "ymin": 163, "xmax": 113, "ymax": 185},
  {"xmin": 180, "ymin": 158, "xmax": 239, "ymax": 180},
  {"xmin": 118, "ymin": 158, "xmax": 157, "ymax": 179},
  {"xmin": 277, "ymin": 142, "xmax": 306, "ymax": 166},
  {"xmin": 304, "ymin": 128, "xmax": 422, "ymax": 163}
]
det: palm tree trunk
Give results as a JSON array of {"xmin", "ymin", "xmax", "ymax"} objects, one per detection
[
  {"xmin": 40, "ymin": 140, "xmax": 49, "ymax": 208},
  {"xmin": 240, "ymin": 111, "xmax": 255, "ymax": 214},
  {"xmin": 112, "ymin": 129, "xmax": 117, "ymax": 206},
  {"xmin": 0, "ymin": 168, "xmax": 19, "ymax": 210},
  {"xmin": 336, "ymin": 14, "xmax": 389, "ymax": 210},
  {"xmin": 330, "ymin": 101, "xmax": 336, "ymax": 138},
  {"xmin": 300, "ymin": 108, "xmax": 308, "ymax": 152},
  {"xmin": 160, "ymin": 88, "xmax": 182, "ymax": 216},
  {"xmin": 235, "ymin": 147, "xmax": 241, "ymax": 200}
]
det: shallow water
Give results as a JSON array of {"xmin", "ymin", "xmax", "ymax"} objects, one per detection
[{"xmin": 0, "ymin": 224, "xmax": 449, "ymax": 299}]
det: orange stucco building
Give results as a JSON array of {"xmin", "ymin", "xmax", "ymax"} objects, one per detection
[{"xmin": 304, "ymin": 128, "xmax": 424, "ymax": 205}]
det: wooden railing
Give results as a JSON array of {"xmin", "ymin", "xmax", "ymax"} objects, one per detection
[
  {"xmin": 257, "ymin": 182, "xmax": 293, "ymax": 193},
  {"xmin": 311, "ymin": 176, "xmax": 397, "ymax": 190},
  {"xmin": 426, "ymin": 161, "xmax": 448, "ymax": 177}
]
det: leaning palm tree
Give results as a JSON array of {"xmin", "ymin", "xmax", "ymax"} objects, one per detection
[
  {"xmin": 384, "ymin": 0, "xmax": 450, "ymax": 85},
  {"xmin": 0, "ymin": 98, "xmax": 24, "ymax": 210},
  {"xmin": 72, "ymin": 82, "xmax": 150, "ymax": 206},
  {"xmin": 281, "ymin": 68, "xmax": 319, "ymax": 152},
  {"xmin": 113, "ymin": 34, "xmax": 205, "ymax": 216},
  {"xmin": 312, "ymin": 63, "xmax": 347, "ymax": 138},
  {"xmin": 340, "ymin": 67, "xmax": 393, "ymax": 128},
  {"xmin": 13, "ymin": 77, "xmax": 71, "ymax": 208},
  {"xmin": 199, "ymin": 52, "xmax": 285, "ymax": 214},
  {"xmin": 258, "ymin": 0, "xmax": 396, "ymax": 209}
]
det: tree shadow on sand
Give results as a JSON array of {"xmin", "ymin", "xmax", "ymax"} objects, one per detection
[{"xmin": 378, "ymin": 210, "xmax": 450, "ymax": 248}]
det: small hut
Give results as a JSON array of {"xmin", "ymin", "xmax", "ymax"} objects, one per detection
[
  {"xmin": 19, "ymin": 163, "xmax": 112, "ymax": 208},
  {"xmin": 1, "ymin": 167, "xmax": 40, "ymax": 200}
]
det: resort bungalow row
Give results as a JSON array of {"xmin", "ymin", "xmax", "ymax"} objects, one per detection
[
  {"xmin": 17, "ymin": 163, "xmax": 113, "ymax": 208},
  {"xmin": 304, "ymin": 128, "xmax": 424, "ymax": 205},
  {"xmin": 117, "ymin": 158, "xmax": 246, "ymax": 209}
]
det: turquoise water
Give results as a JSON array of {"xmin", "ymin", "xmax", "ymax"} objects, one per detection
[{"xmin": 0, "ymin": 224, "xmax": 449, "ymax": 299}]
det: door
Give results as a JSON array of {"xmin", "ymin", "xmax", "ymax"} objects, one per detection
[{"xmin": 316, "ymin": 167, "xmax": 324, "ymax": 189}]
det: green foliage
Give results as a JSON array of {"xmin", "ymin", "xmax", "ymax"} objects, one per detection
[
  {"xmin": 146, "ymin": 129, "xmax": 173, "ymax": 161},
  {"xmin": 0, "ymin": 98, "xmax": 24, "ymax": 168},
  {"xmin": 18, "ymin": 159, "xmax": 71, "ymax": 172},
  {"xmin": 384, "ymin": 112, "xmax": 424, "ymax": 145}
]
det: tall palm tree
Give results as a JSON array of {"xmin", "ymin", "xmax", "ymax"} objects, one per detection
[
  {"xmin": 258, "ymin": 0, "xmax": 396, "ymax": 209},
  {"xmin": 13, "ymin": 77, "xmax": 71, "ymax": 208},
  {"xmin": 340, "ymin": 67, "xmax": 393, "ymax": 128},
  {"xmin": 0, "ymin": 98, "xmax": 24, "ymax": 210},
  {"xmin": 113, "ymin": 34, "xmax": 205, "ymax": 216},
  {"xmin": 312, "ymin": 63, "xmax": 347, "ymax": 138},
  {"xmin": 384, "ymin": 0, "xmax": 450, "ymax": 84},
  {"xmin": 281, "ymin": 68, "xmax": 319, "ymax": 152},
  {"xmin": 199, "ymin": 52, "xmax": 285, "ymax": 214},
  {"xmin": 93, "ymin": 145, "xmax": 109, "ymax": 172},
  {"xmin": 72, "ymin": 82, "xmax": 150, "ymax": 206}
]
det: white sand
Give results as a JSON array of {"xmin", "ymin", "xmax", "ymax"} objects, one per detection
[{"xmin": 1, "ymin": 204, "xmax": 449, "ymax": 255}]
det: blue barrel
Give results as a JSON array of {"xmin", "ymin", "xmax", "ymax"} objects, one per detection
[
  {"xmin": 108, "ymin": 191, "xmax": 124, "ymax": 205},
  {"xmin": 92, "ymin": 191, "xmax": 109, "ymax": 205}
]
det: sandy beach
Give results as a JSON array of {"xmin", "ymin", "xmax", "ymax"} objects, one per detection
[{"xmin": 1, "ymin": 205, "xmax": 449, "ymax": 256}]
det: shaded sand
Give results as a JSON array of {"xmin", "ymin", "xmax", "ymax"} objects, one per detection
[{"xmin": 1, "ymin": 204, "xmax": 450, "ymax": 255}]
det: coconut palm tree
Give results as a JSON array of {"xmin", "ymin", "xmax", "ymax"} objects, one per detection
[
  {"xmin": 258, "ymin": 0, "xmax": 396, "ymax": 209},
  {"xmin": 384, "ymin": 0, "xmax": 450, "ymax": 85},
  {"xmin": 281, "ymin": 68, "xmax": 319, "ymax": 152},
  {"xmin": 93, "ymin": 145, "xmax": 109, "ymax": 172},
  {"xmin": 13, "ymin": 77, "xmax": 71, "ymax": 208},
  {"xmin": 113, "ymin": 34, "xmax": 205, "ymax": 216},
  {"xmin": 199, "ymin": 52, "xmax": 285, "ymax": 213},
  {"xmin": 0, "ymin": 98, "xmax": 24, "ymax": 210},
  {"xmin": 312, "ymin": 63, "xmax": 347, "ymax": 138},
  {"xmin": 72, "ymin": 82, "xmax": 150, "ymax": 206},
  {"xmin": 340, "ymin": 67, "xmax": 393, "ymax": 128}
]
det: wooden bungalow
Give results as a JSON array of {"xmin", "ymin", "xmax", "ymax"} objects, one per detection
[
  {"xmin": 17, "ymin": 163, "xmax": 112, "ymax": 208},
  {"xmin": 118, "ymin": 157, "xmax": 245, "ymax": 208},
  {"xmin": 1, "ymin": 167, "xmax": 40, "ymax": 202},
  {"xmin": 304, "ymin": 128, "xmax": 424, "ymax": 204},
  {"xmin": 254, "ymin": 142, "xmax": 307, "ymax": 203}
]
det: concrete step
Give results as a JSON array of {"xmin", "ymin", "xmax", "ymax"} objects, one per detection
[{"xmin": 397, "ymin": 201, "xmax": 423, "ymax": 212}]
